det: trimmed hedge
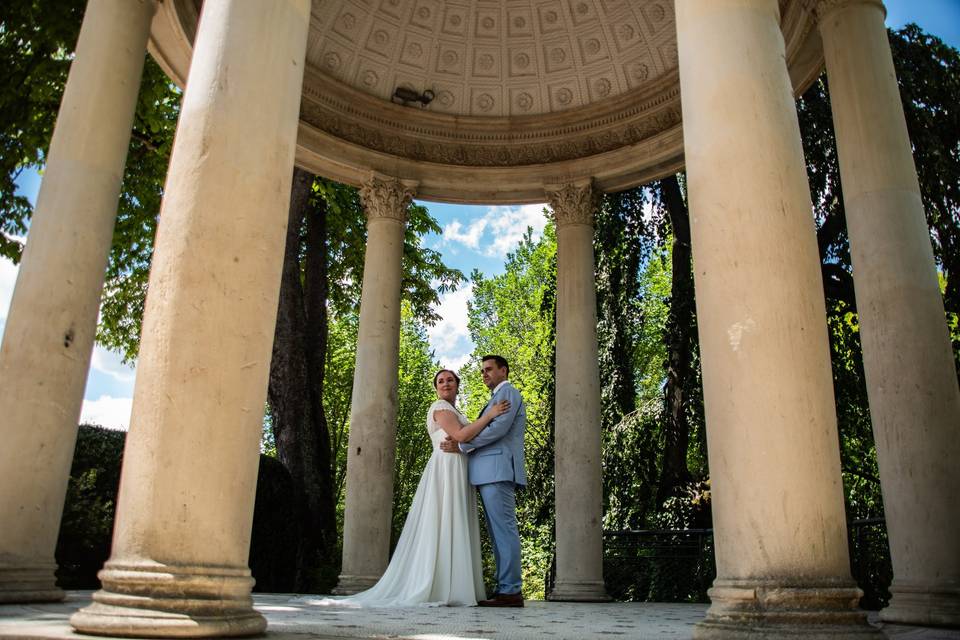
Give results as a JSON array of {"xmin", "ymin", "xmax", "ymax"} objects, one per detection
[{"xmin": 55, "ymin": 425, "xmax": 300, "ymax": 592}]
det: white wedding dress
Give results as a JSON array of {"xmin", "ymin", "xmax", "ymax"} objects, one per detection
[{"xmin": 300, "ymin": 399, "xmax": 486, "ymax": 607}]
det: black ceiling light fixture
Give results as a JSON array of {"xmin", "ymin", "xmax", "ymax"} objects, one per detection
[{"xmin": 392, "ymin": 86, "xmax": 435, "ymax": 107}]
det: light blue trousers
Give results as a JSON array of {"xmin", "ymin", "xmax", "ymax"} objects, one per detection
[{"xmin": 478, "ymin": 481, "xmax": 522, "ymax": 595}]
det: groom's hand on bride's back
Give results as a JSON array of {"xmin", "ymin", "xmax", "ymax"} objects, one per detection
[{"xmin": 440, "ymin": 437, "xmax": 461, "ymax": 454}]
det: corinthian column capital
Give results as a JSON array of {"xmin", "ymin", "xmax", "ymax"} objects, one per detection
[
  {"xmin": 546, "ymin": 180, "xmax": 600, "ymax": 228},
  {"xmin": 806, "ymin": 0, "xmax": 885, "ymax": 22},
  {"xmin": 360, "ymin": 174, "xmax": 417, "ymax": 223}
]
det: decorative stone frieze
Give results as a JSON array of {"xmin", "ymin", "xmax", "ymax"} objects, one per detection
[
  {"xmin": 547, "ymin": 182, "xmax": 600, "ymax": 228},
  {"xmin": 805, "ymin": 0, "xmax": 886, "ymax": 21},
  {"xmin": 359, "ymin": 175, "xmax": 415, "ymax": 223},
  {"xmin": 299, "ymin": 76, "xmax": 683, "ymax": 167}
]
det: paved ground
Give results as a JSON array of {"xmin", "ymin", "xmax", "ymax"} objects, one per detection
[{"xmin": 1, "ymin": 592, "xmax": 958, "ymax": 639}]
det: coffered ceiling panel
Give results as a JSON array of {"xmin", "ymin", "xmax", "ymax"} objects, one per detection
[{"xmin": 306, "ymin": 0, "xmax": 676, "ymax": 116}]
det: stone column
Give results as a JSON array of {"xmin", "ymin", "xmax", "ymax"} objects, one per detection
[
  {"xmin": 69, "ymin": 1, "xmax": 309, "ymax": 636},
  {"xmin": 676, "ymin": 1, "xmax": 877, "ymax": 637},
  {"xmin": 545, "ymin": 181, "xmax": 609, "ymax": 603},
  {"xmin": 334, "ymin": 175, "xmax": 414, "ymax": 594},
  {"xmin": 0, "ymin": 0, "xmax": 157, "ymax": 605},
  {"xmin": 816, "ymin": 0, "xmax": 960, "ymax": 627}
]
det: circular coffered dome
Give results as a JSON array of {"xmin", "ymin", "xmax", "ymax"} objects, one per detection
[
  {"xmin": 308, "ymin": 0, "xmax": 676, "ymax": 117},
  {"xmin": 148, "ymin": 0, "xmax": 824, "ymax": 202}
]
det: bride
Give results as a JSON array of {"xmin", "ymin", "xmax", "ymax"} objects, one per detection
[{"xmin": 315, "ymin": 368, "xmax": 509, "ymax": 607}]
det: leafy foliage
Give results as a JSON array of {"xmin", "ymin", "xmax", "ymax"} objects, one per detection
[
  {"xmin": 55, "ymin": 425, "xmax": 124, "ymax": 588},
  {"xmin": 462, "ymin": 221, "xmax": 557, "ymax": 599},
  {"xmin": 0, "ymin": 0, "xmax": 182, "ymax": 359},
  {"xmin": 96, "ymin": 58, "xmax": 180, "ymax": 360},
  {"xmin": 891, "ymin": 25, "xmax": 960, "ymax": 341},
  {"xmin": 390, "ymin": 302, "xmax": 443, "ymax": 541},
  {"xmin": 57, "ymin": 425, "xmax": 302, "ymax": 592},
  {"xmin": 595, "ymin": 185, "xmax": 666, "ymax": 531},
  {"xmin": 794, "ymin": 25, "xmax": 960, "ymax": 527},
  {"xmin": 0, "ymin": 0, "xmax": 84, "ymax": 260}
]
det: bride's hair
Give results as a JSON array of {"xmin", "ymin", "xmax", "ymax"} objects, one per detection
[{"xmin": 433, "ymin": 369, "xmax": 461, "ymax": 389}]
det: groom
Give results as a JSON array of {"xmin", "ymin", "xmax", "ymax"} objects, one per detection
[{"xmin": 440, "ymin": 354, "xmax": 526, "ymax": 607}]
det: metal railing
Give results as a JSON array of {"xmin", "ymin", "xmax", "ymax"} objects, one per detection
[{"xmin": 550, "ymin": 518, "xmax": 892, "ymax": 606}]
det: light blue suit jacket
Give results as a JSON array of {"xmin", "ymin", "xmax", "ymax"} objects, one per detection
[{"xmin": 460, "ymin": 381, "xmax": 527, "ymax": 487}]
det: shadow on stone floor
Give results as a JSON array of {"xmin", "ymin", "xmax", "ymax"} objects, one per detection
[{"xmin": 1, "ymin": 592, "xmax": 958, "ymax": 640}]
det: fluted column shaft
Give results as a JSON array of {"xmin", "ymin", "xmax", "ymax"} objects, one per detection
[
  {"xmin": 546, "ymin": 181, "xmax": 609, "ymax": 603},
  {"xmin": 0, "ymin": 0, "xmax": 157, "ymax": 604},
  {"xmin": 676, "ymin": 1, "xmax": 877, "ymax": 637},
  {"xmin": 816, "ymin": 0, "xmax": 960, "ymax": 627},
  {"xmin": 334, "ymin": 175, "xmax": 414, "ymax": 594},
  {"xmin": 69, "ymin": 1, "xmax": 310, "ymax": 636}
]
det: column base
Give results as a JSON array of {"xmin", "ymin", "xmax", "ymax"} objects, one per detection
[
  {"xmin": 0, "ymin": 563, "xmax": 65, "ymax": 603},
  {"xmin": 880, "ymin": 581, "xmax": 960, "ymax": 627},
  {"xmin": 69, "ymin": 561, "xmax": 265, "ymax": 638},
  {"xmin": 546, "ymin": 579, "xmax": 612, "ymax": 602},
  {"xmin": 693, "ymin": 581, "xmax": 880, "ymax": 639},
  {"xmin": 331, "ymin": 573, "xmax": 381, "ymax": 595}
]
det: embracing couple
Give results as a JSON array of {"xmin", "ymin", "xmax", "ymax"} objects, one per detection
[{"xmin": 329, "ymin": 355, "xmax": 526, "ymax": 608}]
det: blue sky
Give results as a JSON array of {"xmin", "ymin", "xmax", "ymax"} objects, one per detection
[{"xmin": 1, "ymin": 3, "xmax": 957, "ymax": 429}]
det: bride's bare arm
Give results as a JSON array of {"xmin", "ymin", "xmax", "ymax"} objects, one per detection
[{"xmin": 434, "ymin": 400, "xmax": 510, "ymax": 443}]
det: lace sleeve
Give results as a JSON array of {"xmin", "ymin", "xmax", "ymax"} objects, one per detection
[{"xmin": 427, "ymin": 399, "xmax": 460, "ymax": 434}]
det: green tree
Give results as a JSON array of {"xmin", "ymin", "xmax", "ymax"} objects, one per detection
[
  {"xmin": 268, "ymin": 174, "xmax": 461, "ymax": 591},
  {"xmin": 795, "ymin": 26, "xmax": 960, "ymax": 524},
  {"xmin": 1, "ymin": 1, "xmax": 181, "ymax": 358},
  {"xmin": 595, "ymin": 186, "xmax": 659, "ymax": 530},
  {"xmin": 1, "ymin": 0, "xmax": 85, "ymax": 260},
  {"xmin": 463, "ymin": 222, "xmax": 557, "ymax": 598},
  {"xmin": 390, "ymin": 302, "xmax": 442, "ymax": 543},
  {"xmin": 890, "ymin": 25, "xmax": 960, "ymax": 349}
]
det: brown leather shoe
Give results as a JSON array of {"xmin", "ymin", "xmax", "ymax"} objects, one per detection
[{"xmin": 478, "ymin": 592, "xmax": 524, "ymax": 607}]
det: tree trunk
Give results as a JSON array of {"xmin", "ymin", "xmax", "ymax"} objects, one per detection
[
  {"xmin": 267, "ymin": 167, "xmax": 337, "ymax": 592},
  {"xmin": 657, "ymin": 175, "xmax": 694, "ymax": 505}
]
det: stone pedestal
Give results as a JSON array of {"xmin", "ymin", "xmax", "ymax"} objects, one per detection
[
  {"xmin": 68, "ymin": 1, "xmax": 310, "ymax": 636},
  {"xmin": 546, "ymin": 182, "xmax": 610, "ymax": 603},
  {"xmin": 675, "ymin": 1, "xmax": 877, "ymax": 637},
  {"xmin": 817, "ymin": 0, "xmax": 960, "ymax": 627},
  {"xmin": 334, "ymin": 175, "xmax": 414, "ymax": 595},
  {"xmin": 0, "ymin": 0, "xmax": 156, "ymax": 605}
]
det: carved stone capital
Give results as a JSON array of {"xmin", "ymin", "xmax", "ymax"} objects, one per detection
[
  {"xmin": 806, "ymin": 0, "xmax": 886, "ymax": 22},
  {"xmin": 359, "ymin": 174, "xmax": 416, "ymax": 223},
  {"xmin": 547, "ymin": 181, "xmax": 600, "ymax": 228}
]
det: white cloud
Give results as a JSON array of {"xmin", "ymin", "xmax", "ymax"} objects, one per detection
[
  {"xmin": 0, "ymin": 257, "xmax": 18, "ymax": 337},
  {"xmin": 80, "ymin": 395, "xmax": 133, "ymax": 431},
  {"xmin": 443, "ymin": 218, "xmax": 488, "ymax": 250},
  {"xmin": 1, "ymin": 256, "xmax": 137, "ymax": 425},
  {"xmin": 441, "ymin": 203, "xmax": 548, "ymax": 258},
  {"xmin": 484, "ymin": 203, "xmax": 549, "ymax": 257},
  {"xmin": 427, "ymin": 283, "xmax": 474, "ymax": 371},
  {"xmin": 443, "ymin": 352, "xmax": 472, "ymax": 373},
  {"xmin": 90, "ymin": 345, "xmax": 136, "ymax": 383}
]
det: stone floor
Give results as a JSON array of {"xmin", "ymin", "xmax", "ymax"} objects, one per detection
[{"xmin": 1, "ymin": 592, "xmax": 959, "ymax": 640}]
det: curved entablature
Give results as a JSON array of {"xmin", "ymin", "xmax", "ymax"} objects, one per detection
[{"xmin": 147, "ymin": 0, "xmax": 825, "ymax": 203}]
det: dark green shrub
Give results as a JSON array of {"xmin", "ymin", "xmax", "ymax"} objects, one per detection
[
  {"xmin": 55, "ymin": 425, "xmax": 301, "ymax": 592},
  {"xmin": 55, "ymin": 425, "xmax": 125, "ymax": 588},
  {"xmin": 249, "ymin": 455, "xmax": 300, "ymax": 592}
]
